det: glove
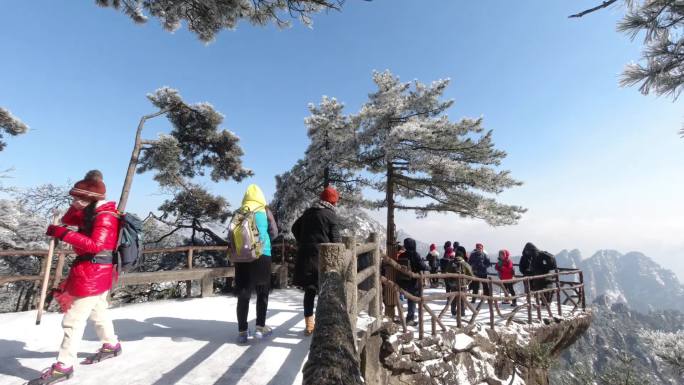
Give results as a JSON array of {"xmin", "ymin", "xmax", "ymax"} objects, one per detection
[{"xmin": 46, "ymin": 225, "xmax": 70, "ymax": 240}]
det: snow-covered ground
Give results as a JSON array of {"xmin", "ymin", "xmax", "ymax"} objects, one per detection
[
  {"xmin": 0, "ymin": 289, "xmax": 311, "ymax": 385},
  {"xmin": 0, "ymin": 287, "xmax": 583, "ymax": 385}
]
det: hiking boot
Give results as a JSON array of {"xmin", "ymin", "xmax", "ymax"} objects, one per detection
[
  {"xmin": 304, "ymin": 316, "xmax": 315, "ymax": 336},
  {"xmin": 511, "ymin": 301, "xmax": 518, "ymax": 307},
  {"xmin": 81, "ymin": 343, "xmax": 121, "ymax": 365},
  {"xmin": 237, "ymin": 330, "xmax": 249, "ymax": 344},
  {"xmin": 406, "ymin": 319, "xmax": 418, "ymax": 327},
  {"xmin": 28, "ymin": 362, "xmax": 73, "ymax": 385},
  {"xmin": 254, "ymin": 325, "xmax": 273, "ymax": 339}
]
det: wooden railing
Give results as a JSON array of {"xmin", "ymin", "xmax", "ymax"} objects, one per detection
[
  {"xmin": 302, "ymin": 233, "xmax": 382, "ymax": 385},
  {"xmin": 382, "ymin": 257, "xmax": 586, "ymax": 339},
  {"xmin": 0, "ymin": 245, "xmax": 287, "ymax": 309}
]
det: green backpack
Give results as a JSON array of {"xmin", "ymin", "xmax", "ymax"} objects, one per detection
[{"xmin": 227, "ymin": 206, "xmax": 264, "ymax": 263}]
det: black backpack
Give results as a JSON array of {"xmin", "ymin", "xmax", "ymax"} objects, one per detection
[
  {"xmin": 396, "ymin": 252, "xmax": 413, "ymax": 286},
  {"xmin": 114, "ymin": 213, "xmax": 144, "ymax": 272},
  {"xmin": 532, "ymin": 250, "xmax": 556, "ymax": 275}
]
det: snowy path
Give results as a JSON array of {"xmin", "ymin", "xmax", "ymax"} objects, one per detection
[
  {"xmin": 0, "ymin": 289, "xmax": 311, "ymax": 385},
  {"xmin": 0, "ymin": 286, "xmax": 581, "ymax": 385}
]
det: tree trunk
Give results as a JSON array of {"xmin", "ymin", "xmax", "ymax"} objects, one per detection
[
  {"xmin": 117, "ymin": 108, "xmax": 171, "ymax": 212},
  {"xmin": 386, "ymin": 163, "xmax": 395, "ymax": 258}
]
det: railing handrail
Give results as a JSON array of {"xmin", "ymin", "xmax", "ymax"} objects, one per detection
[{"xmin": 0, "ymin": 245, "xmax": 233, "ymax": 257}]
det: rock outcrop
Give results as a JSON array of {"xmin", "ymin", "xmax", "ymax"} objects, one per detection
[{"xmin": 375, "ymin": 312, "xmax": 592, "ymax": 385}]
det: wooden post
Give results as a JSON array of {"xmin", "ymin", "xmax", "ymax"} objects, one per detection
[
  {"xmin": 456, "ymin": 275, "xmax": 462, "ymax": 328},
  {"xmin": 36, "ymin": 213, "xmax": 59, "ymax": 325},
  {"xmin": 51, "ymin": 253, "xmax": 66, "ymax": 289},
  {"xmin": 186, "ymin": 248, "xmax": 194, "ymax": 298},
  {"xmin": 487, "ymin": 277, "xmax": 494, "ymax": 329},
  {"xmin": 200, "ymin": 275, "xmax": 214, "ymax": 297},
  {"xmin": 579, "ymin": 271, "xmax": 586, "ymax": 311},
  {"xmin": 554, "ymin": 269, "xmax": 562, "ymax": 316},
  {"xmin": 343, "ymin": 236, "xmax": 358, "ymax": 332},
  {"xmin": 525, "ymin": 278, "xmax": 532, "ymax": 324},
  {"xmin": 418, "ymin": 271, "xmax": 424, "ymax": 340},
  {"xmin": 368, "ymin": 233, "xmax": 382, "ymax": 321}
]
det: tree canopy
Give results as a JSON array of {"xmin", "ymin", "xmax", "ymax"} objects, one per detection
[
  {"xmin": 133, "ymin": 87, "xmax": 252, "ymax": 244},
  {"xmin": 95, "ymin": 0, "xmax": 345, "ymax": 42}
]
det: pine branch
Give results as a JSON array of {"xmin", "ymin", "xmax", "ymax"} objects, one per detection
[{"xmin": 569, "ymin": 0, "xmax": 619, "ymax": 18}]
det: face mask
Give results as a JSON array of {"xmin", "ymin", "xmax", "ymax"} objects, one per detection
[{"xmin": 72, "ymin": 198, "xmax": 89, "ymax": 209}]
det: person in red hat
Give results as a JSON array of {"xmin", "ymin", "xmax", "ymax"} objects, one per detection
[
  {"xmin": 291, "ymin": 186, "xmax": 341, "ymax": 336},
  {"xmin": 426, "ymin": 243, "xmax": 440, "ymax": 288},
  {"xmin": 29, "ymin": 170, "xmax": 121, "ymax": 385}
]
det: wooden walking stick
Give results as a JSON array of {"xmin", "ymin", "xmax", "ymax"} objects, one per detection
[{"xmin": 36, "ymin": 212, "xmax": 60, "ymax": 325}]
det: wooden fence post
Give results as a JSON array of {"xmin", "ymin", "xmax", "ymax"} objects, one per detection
[
  {"xmin": 487, "ymin": 277, "xmax": 494, "ymax": 329},
  {"xmin": 579, "ymin": 271, "xmax": 586, "ymax": 311},
  {"xmin": 418, "ymin": 271, "xmax": 424, "ymax": 340},
  {"xmin": 554, "ymin": 269, "xmax": 562, "ymax": 316},
  {"xmin": 456, "ymin": 275, "xmax": 462, "ymax": 328},
  {"xmin": 51, "ymin": 253, "xmax": 66, "ymax": 289},
  {"xmin": 368, "ymin": 233, "xmax": 381, "ymax": 323},
  {"xmin": 342, "ymin": 236, "xmax": 358, "ymax": 333},
  {"xmin": 186, "ymin": 248, "xmax": 194, "ymax": 298},
  {"xmin": 525, "ymin": 278, "xmax": 532, "ymax": 324}
]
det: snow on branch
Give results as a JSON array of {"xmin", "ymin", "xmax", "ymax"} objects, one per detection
[
  {"xmin": 0, "ymin": 107, "xmax": 29, "ymax": 151},
  {"xmin": 96, "ymin": 0, "xmax": 345, "ymax": 42}
]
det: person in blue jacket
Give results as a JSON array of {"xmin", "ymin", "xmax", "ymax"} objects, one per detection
[{"xmin": 235, "ymin": 184, "xmax": 278, "ymax": 343}]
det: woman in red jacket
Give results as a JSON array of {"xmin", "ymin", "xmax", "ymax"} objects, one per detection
[
  {"xmin": 495, "ymin": 249, "xmax": 517, "ymax": 306},
  {"xmin": 30, "ymin": 170, "xmax": 121, "ymax": 385}
]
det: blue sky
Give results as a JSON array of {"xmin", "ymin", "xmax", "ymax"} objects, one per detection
[{"xmin": 1, "ymin": 1, "xmax": 683, "ymax": 277}]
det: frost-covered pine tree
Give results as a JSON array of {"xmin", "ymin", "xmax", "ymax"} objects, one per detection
[
  {"xmin": 0, "ymin": 200, "xmax": 48, "ymax": 250},
  {"xmin": 570, "ymin": 0, "xmax": 683, "ymax": 134},
  {"xmin": 0, "ymin": 107, "xmax": 28, "ymax": 152},
  {"xmin": 639, "ymin": 329, "xmax": 684, "ymax": 378},
  {"xmin": 123, "ymin": 87, "xmax": 252, "ymax": 244},
  {"xmin": 354, "ymin": 70, "xmax": 525, "ymax": 252},
  {"xmin": 272, "ymin": 96, "xmax": 363, "ymax": 234},
  {"xmin": 95, "ymin": 0, "xmax": 344, "ymax": 42}
]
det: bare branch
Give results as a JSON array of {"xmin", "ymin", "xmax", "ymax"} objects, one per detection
[{"xmin": 569, "ymin": 0, "xmax": 619, "ymax": 18}]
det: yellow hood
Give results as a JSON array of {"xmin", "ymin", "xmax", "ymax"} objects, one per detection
[{"xmin": 241, "ymin": 184, "xmax": 267, "ymax": 212}]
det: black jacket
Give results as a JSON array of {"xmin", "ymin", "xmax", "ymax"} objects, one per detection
[
  {"xmin": 397, "ymin": 238, "xmax": 428, "ymax": 290},
  {"xmin": 291, "ymin": 202, "xmax": 341, "ymax": 288},
  {"xmin": 519, "ymin": 242, "xmax": 538, "ymax": 276}
]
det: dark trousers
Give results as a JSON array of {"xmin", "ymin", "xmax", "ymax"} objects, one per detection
[
  {"xmin": 446, "ymin": 286, "xmax": 466, "ymax": 315},
  {"xmin": 303, "ymin": 287, "xmax": 317, "ymax": 317},
  {"xmin": 237, "ymin": 285, "xmax": 269, "ymax": 331},
  {"xmin": 504, "ymin": 282, "xmax": 517, "ymax": 304},
  {"xmin": 470, "ymin": 275, "xmax": 490, "ymax": 300},
  {"xmin": 235, "ymin": 257, "xmax": 272, "ymax": 332},
  {"xmin": 405, "ymin": 286, "xmax": 420, "ymax": 321}
]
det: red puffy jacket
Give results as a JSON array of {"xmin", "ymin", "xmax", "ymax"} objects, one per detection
[
  {"xmin": 60, "ymin": 201, "xmax": 120, "ymax": 297},
  {"xmin": 495, "ymin": 249, "xmax": 515, "ymax": 280}
]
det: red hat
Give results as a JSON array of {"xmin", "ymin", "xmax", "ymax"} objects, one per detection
[
  {"xmin": 429, "ymin": 244, "xmax": 436, "ymax": 251},
  {"xmin": 476, "ymin": 243, "xmax": 484, "ymax": 250},
  {"xmin": 320, "ymin": 186, "xmax": 339, "ymax": 205},
  {"xmin": 69, "ymin": 170, "xmax": 106, "ymax": 201},
  {"xmin": 446, "ymin": 247, "xmax": 455, "ymax": 258}
]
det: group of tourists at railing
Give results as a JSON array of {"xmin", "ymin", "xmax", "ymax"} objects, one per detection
[
  {"xmin": 28, "ymin": 169, "xmax": 344, "ymax": 385},
  {"xmin": 21, "ymin": 169, "xmax": 563, "ymax": 384},
  {"xmin": 387, "ymin": 239, "xmax": 558, "ymax": 326}
]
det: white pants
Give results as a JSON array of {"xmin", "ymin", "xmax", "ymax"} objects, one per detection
[{"xmin": 57, "ymin": 291, "xmax": 118, "ymax": 367}]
